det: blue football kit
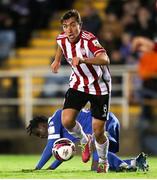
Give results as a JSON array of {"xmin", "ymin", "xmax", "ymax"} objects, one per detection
[{"xmin": 36, "ymin": 109, "xmax": 132, "ymax": 171}]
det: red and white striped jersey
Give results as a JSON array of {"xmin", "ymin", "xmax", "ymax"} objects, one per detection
[{"xmin": 56, "ymin": 30, "xmax": 111, "ymax": 95}]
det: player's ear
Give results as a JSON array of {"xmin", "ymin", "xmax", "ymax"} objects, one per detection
[{"xmin": 43, "ymin": 123, "xmax": 48, "ymax": 128}]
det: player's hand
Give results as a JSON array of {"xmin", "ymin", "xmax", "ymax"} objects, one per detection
[
  {"xmin": 51, "ymin": 61, "xmax": 61, "ymax": 73},
  {"xmin": 72, "ymin": 57, "xmax": 84, "ymax": 67}
]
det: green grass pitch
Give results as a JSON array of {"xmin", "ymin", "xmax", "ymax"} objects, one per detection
[{"xmin": 0, "ymin": 155, "xmax": 157, "ymax": 179}]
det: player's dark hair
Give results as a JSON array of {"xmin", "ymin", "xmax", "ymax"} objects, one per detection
[
  {"xmin": 60, "ymin": 9, "xmax": 82, "ymax": 25},
  {"xmin": 26, "ymin": 116, "xmax": 48, "ymax": 135}
]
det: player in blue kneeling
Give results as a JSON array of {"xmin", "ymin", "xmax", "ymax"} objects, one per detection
[{"xmin": 27, "ymin": 109, "xmax": 148, "ymax": 172}]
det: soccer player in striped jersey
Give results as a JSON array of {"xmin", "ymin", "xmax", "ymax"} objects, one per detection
[
  {"xmin": 27, "ymin": 109, "xmax": 149, "ymax": 172},
  {"xmin": 51, "ymin": 9, "xmax": 111, "ymax": 173}
]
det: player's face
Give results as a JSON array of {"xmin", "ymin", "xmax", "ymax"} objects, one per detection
[
  {"xmin": 32, "ymin": 123, "xmax": 48, "ymax": 138},
  {"xmin": 62, "ymin": 17, "xmax": 81, "ymax": 43}
]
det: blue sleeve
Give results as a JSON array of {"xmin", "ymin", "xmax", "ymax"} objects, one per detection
[
  {"xmin": 36, "ymin": 110, "xmax": 63, "ymax": 169},
  {"xmin": 36, "ymin": 139, "xmax": 63, "ymax": 170},
  {"xmin": 106, "ymin": 112, "xmax": 120, "ymax": 153},
  {"xmin": 36, "ymin": 140, "xmax": 54, "ymax": 169},
  {"xmin": 49, "ymin": 159, "xmax": 63, "ymax": 169}
]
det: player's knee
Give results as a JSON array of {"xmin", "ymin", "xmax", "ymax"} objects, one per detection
[
  {"xmin": 94, "ymin": 129, "xmax": 104, "ymax": 139},
  {"xmin": 62, "ymin": 109, "xmax": 78, "ymax": 129},
  {"xmin": 62, "ymin": 116, "xmax": 74, "ymax": 129}
]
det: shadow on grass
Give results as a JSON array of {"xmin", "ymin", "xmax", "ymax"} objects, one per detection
[{"xmin": 0, "ymin": 169, "xmax": 91, "ymax": 174}]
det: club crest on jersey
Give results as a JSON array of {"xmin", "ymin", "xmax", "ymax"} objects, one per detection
[
  {"xmin": 92, "ymin": 39, "xmax": 102, "ymax": 48},
  {"xmin": 80, "ymin": 48, "xmax": 86, "ymax": 56}
]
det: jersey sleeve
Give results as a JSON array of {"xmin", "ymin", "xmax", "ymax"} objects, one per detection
[
  {"xmin": 49, "ymin": 159, "xmax": 63, "ymax": 169},
  {"xmin": 106, "ymin": 112, "xmax": 120, "ymax": 153},
  {"xmin": 88, "ymin": 37, "xmax": 106, "ymax": 56},
  {"xmin": 35, "ymin": 139, "xmax": 54, "ymax": 169},
  {"xmin": 36, "ymin": 110, "xmax": 63, "ymax": 169}
]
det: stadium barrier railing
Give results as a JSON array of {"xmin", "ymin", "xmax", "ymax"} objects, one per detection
[{"xmin": 0, "ymin": 65, "xmax": 138, "ymax": 129}]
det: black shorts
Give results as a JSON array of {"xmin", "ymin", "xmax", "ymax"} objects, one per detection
[{"xmin": 63, "ymin": 88, "xmax": 110, "ymax": 121}]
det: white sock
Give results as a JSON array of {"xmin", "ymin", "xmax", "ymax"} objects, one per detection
[
  {"xmin": 95, "ymin": 138, "xmax": 109, "ymax": 163},
  {"xmin": 119, "ymin": 162, "xmax": 128, "ymax": 168},
  {"xmin": 130, "ymin": 159, "xmax": 136, "ymax": 167},
  {"xmin": 67, "ymin": 121, "xmax": 88, "ymax": 144}
]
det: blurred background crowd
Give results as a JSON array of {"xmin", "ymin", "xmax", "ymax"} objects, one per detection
[
  {"xmin": 0, "ymin": 0, "xmax": 156, "ymax": 62},
  {"xmin": 0, "ymin": 0, "xmax": 157, "ymax": 156}
]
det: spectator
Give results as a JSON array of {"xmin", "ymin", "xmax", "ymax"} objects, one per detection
[
  {"xmin": 105, "ymin": 0, "xmax": 123, "ymax": 18},
  {"xmin": 138, "ymin": 51, "xmax": 157, "ymax": 154},
  {"xmin": 103, "ymin": 13, "xmax": 123, "ymax": 39},
  {"xmin": 99, "ymin": 13, "xmax": 122, "ymax": 56},
  {"xmin": 133, "ymin": 7, "xmax": 154, "ymax": 38},
  {"xmin": 99, "ymin": 27, "xmax": 120, "ymax": 57},
  {"xmin": 0, "ymin": 5, "xmax": 15, "ymax": 64},
  {"xmin": 82, "ymin": 3, "xmax": 102, "ymax": 36},
  {"xmin": 131, "ymin": 36, "xmax": 157, "ymax": 154},
  {"xmin": 120, "ymin": 33, "xmax": 132, "ymax": 60},
  {"xmin": 29, "ymin": 0, "xmax": 74, "ymax": 30},
  {"xmin": 110, "ymin": 49, "xmax": 125, "ymax": 97},
  {"xmin": 9, "ymin": 0, "xmax": 32, "ymax": 47}
]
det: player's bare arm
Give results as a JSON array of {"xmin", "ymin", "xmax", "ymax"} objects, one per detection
[
  {"xmin": 72, "ymin": 52, "xmax": 110, "ymax": 67},
  {"xmin": 51, "ymin": 45, "xmax": 63, "ymax": 73}
]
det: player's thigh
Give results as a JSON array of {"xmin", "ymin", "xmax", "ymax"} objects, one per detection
[
  {"xmin": 90, "ymin": 94, "xmax": 110, "ymax": 121},
  {"xmin": 63, "ymin": 88, "xmax": 88, "ymax": 111}
]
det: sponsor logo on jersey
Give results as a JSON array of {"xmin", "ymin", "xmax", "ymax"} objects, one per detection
[{"xmin": 92, "ymin": 39, "xmax": 103, "ymax": 48}]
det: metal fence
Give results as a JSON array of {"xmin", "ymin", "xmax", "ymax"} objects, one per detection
[{"xmin": 0, "ymin": 65, "xmax": 138, "ymax": 129}]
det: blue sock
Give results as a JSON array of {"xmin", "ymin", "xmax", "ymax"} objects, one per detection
[{"xmin": 108, "ymin": 152, "xmax": 124, "ymax": 170}]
